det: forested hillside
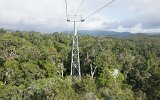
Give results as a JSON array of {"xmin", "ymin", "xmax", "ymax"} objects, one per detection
[{"xmin": 0, "ymin": 28, "xmax": 159, "ymax": 100}]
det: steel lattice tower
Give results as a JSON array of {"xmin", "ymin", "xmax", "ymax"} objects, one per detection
[{"xmin": 67, "ymin": 15, "xmax": 84, "ymax": 78}]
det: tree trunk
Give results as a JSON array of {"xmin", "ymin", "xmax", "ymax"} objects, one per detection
[{"xmin": 90, "ymin": 64, "xmax": 97, "ymax": 78}]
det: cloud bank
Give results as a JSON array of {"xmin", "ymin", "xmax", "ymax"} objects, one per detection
[{"xmin": 0, "ymin": 0, "xmax": 160, "ymax": 33}]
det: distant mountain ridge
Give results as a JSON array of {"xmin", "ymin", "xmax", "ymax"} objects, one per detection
[
  {"xmin": 64, "ymin": 30, "xmax": 160, "ymax": 37},
  {"xmin": 64, "ymin": 30, "xmax": 133, "ymax": 37},
  {"xmin": 79, "ymin": 30, "xmax": 133, "ymax": 37}
]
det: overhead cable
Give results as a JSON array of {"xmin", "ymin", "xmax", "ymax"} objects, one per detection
[
  {"xmin": 75, "ymin": 0, "xmax": 85, "ymax": 15},
  {"xmin": 65, "ymin": 0, "xmax": 68, "ymax": 18},
  {"xmin": 84, "ymin": 0, "xmax": 116, "ymax": 20}
]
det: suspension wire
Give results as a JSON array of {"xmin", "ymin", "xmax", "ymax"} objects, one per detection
[
  {"xmin": 65, "ymin": 0, "xmax": 68, "ymax": 19},
  {"xmin": 64, "ymin": 0, "xmax": 70, "ymax": 36},
  {"xmin": 84, "ymin": 0, "xmax": 116, "ymax": 20},
  {"xmin": 67, "ymin": 21, "xmax": 70, "ymax": 38},
  {"xmin": 75, "ymin": 0, "xmax": 85, "ymax": 15}
]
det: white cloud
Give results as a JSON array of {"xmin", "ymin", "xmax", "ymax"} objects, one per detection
[
  {"xmin": 111, "ymin": 23, "xmax": 142, "ymax": 33},
  {"xmin": 107, "ymin": 0, "xmax": 160, "ymax": 33},
  {"xmin": 129, "ymin": 0, "xmax": 160, "ymax": 28},
  {"xmin": 0, "ymin": 0, "xmax": 67, "ymax": 32},
  {"xmin": 111, "ymin": 23, "xmax": 160, "ymax": 33},
  {"xmin": 78, "ymin": 15, "xmax": 119, "ymax": 30}
]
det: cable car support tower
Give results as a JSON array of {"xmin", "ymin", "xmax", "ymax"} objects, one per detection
[
  {"xmin": 67, "ymin": 16, "xmax": 84, "ymax": 78},
  {"xmin": 64, "ymin": 0, "xmax": 116, "ymax": 79}
]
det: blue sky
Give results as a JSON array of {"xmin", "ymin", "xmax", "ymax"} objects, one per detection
[{"xmin": 0, "ymin": 0, "xmax": 160, "ymax": 33}]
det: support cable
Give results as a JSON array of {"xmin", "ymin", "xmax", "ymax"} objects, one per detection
[
  {"xmin": 75, "ymin": 0, "xmax": 85, "ymax": 15},
  {"xmin": 65, "ymin": 0, "xmax": 69, "ymax": 19},
  {"xmin": 65, "ymin": 0, "xmax": 70, "ymax": 35},
  {"xmin": 83, "ymin": 0, "xmax": 116, "ymax": 20},
  {"xmin": 67, "ymin": 21, "xmax": 69, "ymax": 37}
]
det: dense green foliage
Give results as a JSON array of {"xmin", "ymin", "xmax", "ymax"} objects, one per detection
[{"xmin": 0, "ymin": 28, "xmax": 160, "ymax": 100}]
